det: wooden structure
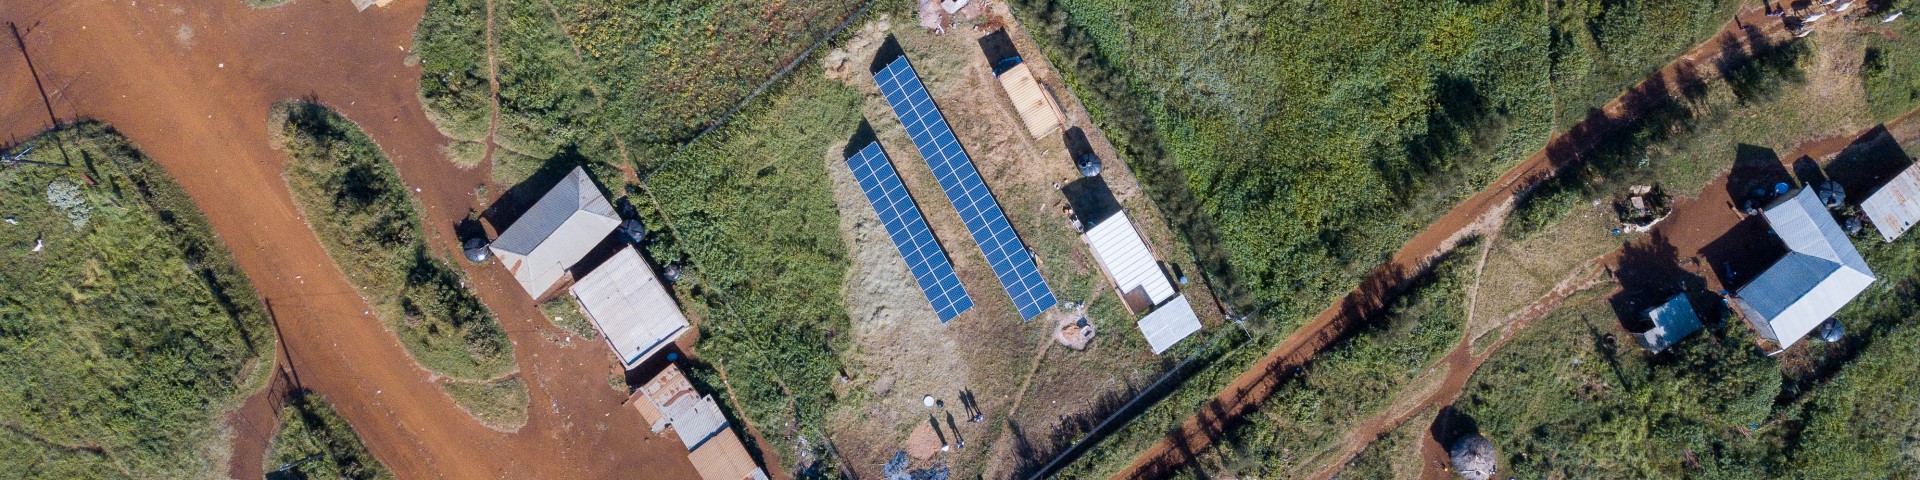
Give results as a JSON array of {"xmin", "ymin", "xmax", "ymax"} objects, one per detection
[
  {"xmin": 995, "ymin": 62, "xmax": 1065, "ymax": 139},
  {"xmin": 1861, "ymin": 161, "xmax": 1920, "ymax": 242},
  {"xmin": 628, "ymin": 364, "xmax": 770, "ymax": 480}
]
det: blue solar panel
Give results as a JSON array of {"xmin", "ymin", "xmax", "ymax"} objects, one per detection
[
  {"xmin": 847, "ymin": 142, "xmax": 974, "ymax": 323},
  {"xmin": 873, "ymin": 55, "xmax": 1058, "ymax": 320}
]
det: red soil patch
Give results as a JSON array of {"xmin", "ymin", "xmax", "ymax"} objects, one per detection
[{"xmin": 0, "ymin": 0, "xmax": 699, "ymax": 478}]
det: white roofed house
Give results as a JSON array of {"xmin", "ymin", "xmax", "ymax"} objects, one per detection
[
  {"xmin": 569, "ymin": 245, "xmax": 690, "ymax": 368},
  {"xmin": 1728, "ymin": 188, "xmax": 1876, "ymax": 352},
  {"xmin": 490, "ymin": 166, "xmax": 621, "ymax": 298},
  {"xmin": 1082, "ymin": 211, "xmax": 1202, "ymax": 354},
  {"xmin": 1860, "ymin": 161, "xmax": 1920, "ymax": 242}
]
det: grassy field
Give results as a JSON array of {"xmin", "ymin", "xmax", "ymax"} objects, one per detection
[
  {"xmin": 1335, "ymin": 406, "xmax": 1432, "ymax": 480},
  {"xmin": 440, "ymin": 377, "xmax": 530, "ymax": 430},
  {"xmin": 413, "ymin": 0, "xmax": 868, "ymax": 173},
  {"xmin": 265, "ymin": 391, "xmax": 392, "ymax": 480},
  {"xmin": 1863, "ymin": 0, "xmax": 1920, "ymax": 121},
  {"xmin": 1004, "ymin": 0, "xmax": 1743, "ymax": 474},
  {"xmin": 0, "ymin": 123, "xmax": 275, "ymax": 478},
  {"xmin": 537, "ymin": 296, "xmax": 597, "ymax": 340},
  {"xmin": 270, "ymin": 101, "xmax": 527, "ymax": 425},
  {"xmin": 637, "ymin": 61, "xmax": 863, "ymax": 472}
]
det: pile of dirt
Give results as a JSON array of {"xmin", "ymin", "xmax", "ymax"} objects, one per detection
[
  {"xmin": 1052, "ymin": 310, "xmax": 1095, "ymax": 350},
  {"xmin": 906, "ymin": 421, "xmax": 944, "ymax": 460}
]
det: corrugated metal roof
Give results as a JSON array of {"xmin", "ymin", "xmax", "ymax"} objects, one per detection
[
  {"xmin": 687, "ymin": 429, "xmax": 769, "ymax": 480},
  {"xmin": 1136, "ymin": 295, "xmax": 1201, "ymax": 355},
  {"xmin": 1735, "ymin": 188, "xmax": 1876, "ymax": 348},
  {"xmin": 1084, "ymin": 211, "xmax": 1177, "ymax": 308},
  {"xmin": 1637, "ymin": 294, "xmax": 1700, "ymax": 353},
  {"xmin": 1862, "ymin": 161, "xmax": 1920, "ymax": 242},
  {"xmin": 491, "ymin": 167, "xmax": 621, "ymax": 296},
  {"xmin": 996, "ymin": 63, "xmax": 1064, "ymax": 139},
  {"xmin": 570, "ymin": 246, "xmax": 689, "ymax": 368},
  {"xmin": 639, "ymin": 364, "xmax": 730, "ymax": 451}
]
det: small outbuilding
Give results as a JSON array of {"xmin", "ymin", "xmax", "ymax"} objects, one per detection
[
  {"xmin": 1448, "ymin": 434, "xmax": 1497, "ymax": 480},
  {"xmin": 1861, "ymin": 161, "xmax": 1920, "ymax": 242},
  {"xmin": 491, "ymin": 166, "xmax": 621, "ymax": 298},
  {"xmin": 569, "ymin": 245, "xmax": 690, "ymax": 369},
  {"xmin": 1634, "ymin": 293, "xmax": 1701, "ymax": 353},
  {"xmin": 1083, "ymin": 211, "xmax": 1177, "ymax": 314},
  {"xmin": 629, "ymin": 364, "xmax": 770, "ymax": 480},
  {"xmin": 1136, "ymin": 295, "xmax": 1202, "ymax": 355},
  {"xmin": 1728, "ymin": 187, "xmax": 1876, "ymax": 351},
  {"xmin": 348, "ymin": 0, "xmax": 393, "ymax": 11},
  {"xmin": 994, "ymin": 59, "xmax": 1066, "ymax": 139}
]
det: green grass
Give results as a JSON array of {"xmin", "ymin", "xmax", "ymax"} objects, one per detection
[
  {"xmin": 638, "ymin": 62, "xmax": 862, "ymax": 473},
  {"xmin": 0, "ymin": 123, "xmax": 275, "ymax": 479},
  {"xmin": 1335, "ymin": 408, "xmax": 1429, "ymax": 480},
  {"xmin": 270, "ymin": 100, "xmax": 515, "ymax": 382},
  {"xmin": 1860, "ymin": 0, "xmax": 1920, "ymax": 122},
  {"xmin": 414, "ymin": 0, "xmax": 868, "ymax": 167},
  {"xmin": 265, "ymin": 391, "xmax": 392, "ymax": 480},
  {"xmin": 538, "ymin": 296, "xmax": 598, "ymax": 340},
  {"xmin": 1005, "ymin": 0, "xmax": 1743, "ymax": 473},
  {"xmin": 1203, "ymin": 241, "xmax": 1477, "ymax": 477},
  {"xmin": 439, "ymin": 377, "xmax": 530, "ymax": 429}
]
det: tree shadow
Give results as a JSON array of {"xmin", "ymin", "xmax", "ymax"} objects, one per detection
[
  {"xmin": 1699, "ymin": 216, "xmax": 1787, "ymax": 292},
  {"xmin": 1428, "ymin": 405, "xmax": 1482, "ymax": 458},
  {"xmin": 1609, "ymin": 231, "xmax": 1706, "ymax": 333},
  {"xmin": 1727, "ymin": 144, "xmax": 1794, "ymax": 211},
  {"xmin": 1718, "ymin": 25, "xmax": 1805, "ymax": 105}
]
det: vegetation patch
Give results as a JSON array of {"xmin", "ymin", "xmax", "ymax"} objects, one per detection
[
  {"xmin": 638, "ymin": 63, "xmax": 862, "ymax": 471},
  {"xmin": 439, "ymin": 377, "xmax": 530, "ymax": 430},
  {"xmin": 0, "ymin": 123, "xmax": 274, "ymax": 478},
  {"xmin": 413, "ymin": 0, "xmax": 868, "ymax": 167},
  {"xmin": 265, "ymin": 391, "xmax": 392, "ymax": 480},
  {"xmin": 1862, "ymin": 0, "xmax": 1920, "ymax": 120},
  {"xmin": 270, "ymin": 100, "xmax": 515, "ymax": 382},
  {"xmin": 538, "ymin": 295, "xmax": 598, "ymax": 340}
]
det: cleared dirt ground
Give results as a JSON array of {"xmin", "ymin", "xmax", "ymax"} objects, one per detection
[
  {"xmin": 0, "ymin": 0, "xmax": 697, "ymax": 478},
  {"xmin": 816, "ymin": 4, "xmax": 1226, "ymax": 478}
]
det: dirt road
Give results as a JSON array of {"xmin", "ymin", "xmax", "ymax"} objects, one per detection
[
  {"xmin": 0, "ymin": 0, "xmax": 697, "ymax": 478},
  {"xmin": 1112, "ymin": 8, "xmax": 1792, "ymax": 479}
]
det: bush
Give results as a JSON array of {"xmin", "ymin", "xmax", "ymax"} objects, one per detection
[
  {"xmin": 266, "ymin": 391, "xmax": 392, "ymax": 480},
  {"xmin": 0, "ymin": 123, "xmax": 274, "ymax": 478},
  {"xmin": 272, "ymin": 100, "xmax": 515, "ymax": 382}
]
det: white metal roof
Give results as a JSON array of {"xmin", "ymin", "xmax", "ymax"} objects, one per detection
[
  {"xmin": 570, "ymin": 245, "xmax": 689, "ymax": 368},
  {"xmin": 1084, "ymin": 211, "xmax": 1176, "ymax": 306},
  {"xmin": 1136, "ymin": 295, "xmax": 1201, "ymax": 355},
  {"xmin": 1861, "ymin": 161, "xmax": 1920, "ymax": 242},
  {"xmin": 492, "ymin": 167, "xmax": 621, "ymax": 297},
  {"xmin": 1734, "ymin": 188, "xmax": 1875, "ymax": 349}
]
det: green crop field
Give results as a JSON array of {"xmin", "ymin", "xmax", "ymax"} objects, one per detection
[
  {"xmin": 265, "ymin": 391, "xmax": 392, "ymax": 480},
  {"xmin": 0, "ymin": 123, "xmax": 275, "ymax": 478},
  {"xmin": 270, "ymin": 101, "xmax": 526, "ymax": 425}
]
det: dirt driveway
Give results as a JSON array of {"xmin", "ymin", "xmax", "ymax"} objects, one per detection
[{"xmin": 0, "ymin": 0, "xmax": 696, "ymax": 478}]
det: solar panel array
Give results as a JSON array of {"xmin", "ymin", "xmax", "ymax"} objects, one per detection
[
  {"xmin": 847, "ymin": 142, "xmax": 975, "ymax": 322},
  {"xmin": 874, "ymin": 55, "xmax": 1058, "ymax": 320}
]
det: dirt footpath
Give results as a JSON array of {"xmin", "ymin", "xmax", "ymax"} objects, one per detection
[
  {"xmin": 1113, "ymin": 7, "xmax": 1794, "ymax": 479},
  {"xmin": 0, "ymin": 0, "xmax": 695, "ymax": 478}
]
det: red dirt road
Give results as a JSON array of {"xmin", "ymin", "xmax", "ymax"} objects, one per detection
[
  {"xmin": 0, "ymin": 1, "xmax": 697, "ymax": 478},
  {"xmin": 1112, "ymin": 8, "xmax": 1792, "ymax": 479}
]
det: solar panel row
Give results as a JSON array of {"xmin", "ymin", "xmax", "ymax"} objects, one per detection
[
  {"xmin": 874, "ymin": 55, "xmax": 1058, "ymax": 320},
  {"xmin": 847, "ymin": 142, "xmax": 975, "ymax": 322}
]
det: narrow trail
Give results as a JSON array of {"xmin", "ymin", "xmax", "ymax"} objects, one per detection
[
  {"xmin": 1111, "ymin": 7, "xmax": 1791, "ymax": 479},
  {"xmin": 480, "ymin": 0, "xmax": 501, "ymax": 166}
]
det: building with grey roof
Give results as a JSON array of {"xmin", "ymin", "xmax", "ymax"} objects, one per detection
[
  {"xmin": 1635, "ymin": 293, "xmax": 1701, "ymax": 353},
  {"xmin": 1729, "ymin": 187, "xmax": 1875, "ymax": 351},
  {"xmin": 491, "ymin": 166, "xmax": 621, "ymax": 298}
]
